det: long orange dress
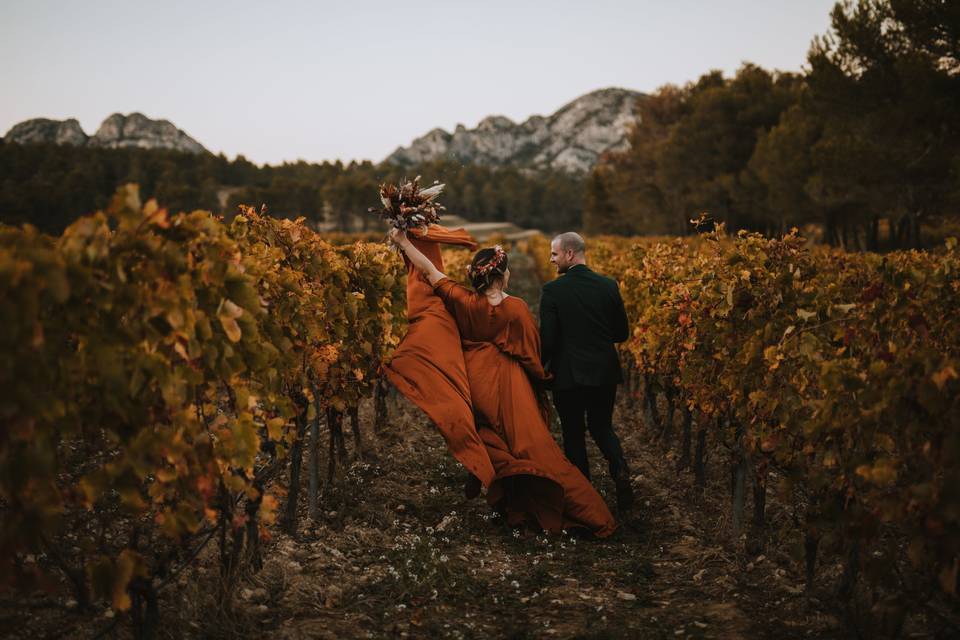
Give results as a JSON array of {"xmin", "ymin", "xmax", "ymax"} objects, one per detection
[
  {"xmin": 433, "ymin": 277, "xmax": 617, "ymax": 538},
  {"xmin": 382, "ymin": 225, "xmax": 496, "ymax": 487}
]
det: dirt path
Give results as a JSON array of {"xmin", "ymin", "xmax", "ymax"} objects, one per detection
[
  {"xmin": 188, "ymin": 249, "xmax": 845, "ymax": 639},
  {"xmin": 187, "ymin": 391, "xmax": 842, "ymax": 640}
]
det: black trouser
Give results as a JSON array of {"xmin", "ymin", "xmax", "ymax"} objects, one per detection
[{"xmin": 552, "ymin": 384, "xmax": 627, "ymax": 481}]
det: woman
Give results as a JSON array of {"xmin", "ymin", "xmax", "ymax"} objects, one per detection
[{"xmin": 389, "ymin": 228, "xmax": 616, "ymax": 538}]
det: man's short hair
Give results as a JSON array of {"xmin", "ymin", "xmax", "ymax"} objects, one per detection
[{"xmin": 553, "ymin": 232, "xmax": 586, "ymax": 255}]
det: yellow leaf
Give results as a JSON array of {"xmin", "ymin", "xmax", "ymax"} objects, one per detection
[
  {"xmin": 221, "ymin": 299, "xmax": 244, "ymax": 319},
  {"xmin": 763, "ymin": 345, "xmax": 783, "ymax": 371},
  {"xmin": 932, "ymin": 365, "xmax": 957, "ymax": 390},
  {"xmin": 155, "ymin": 468, "xmax": 177, "ymax": 483},
  {"xmin": 79, "ymin": 471, "xmax": 110, "ymax": 509},
  {"xmin": 874, "ymin": 434, "xmax": 896, "ymax": 452},
  {"xmin": 857, "ymin": 459, "xmax": 898, "ymax": 486},
  {"xmin": 114, "ymin": 550, "xmax": 146, "ymax": 611},
  {"xmin": 219, "ymin": 315, "xmax": 241, "ymax": 342},
  {"xmin": 119, "ymin": 487, "xmax": 147, "ymax": 512},
  {"xmin": 166, "ymin": 309, "xmax": 185, "ymax": 329},
  {"xmin": 259, "ymin": 494, "xmax": 279, "ymax": 526},
  {"xmin": 266, "ymin": 417, "xmax": 286, "ymax": 440}
]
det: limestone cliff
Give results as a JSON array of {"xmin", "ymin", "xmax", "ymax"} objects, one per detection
[
  {"xmin": 3, "ymin": 113, "xmax": 206, "ymax": 154},
  {"xmin": 385, "ymin": 88, "xmax": 643, "ymax": 172}
]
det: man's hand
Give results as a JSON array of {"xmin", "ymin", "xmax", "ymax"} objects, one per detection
[{"xmin": 539, "ymin": 286, "xmax": 559, "ymax": 368}]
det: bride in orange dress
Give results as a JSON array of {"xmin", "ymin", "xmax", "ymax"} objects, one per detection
[{"xmin": 388, "ymin": 228, "xmax": 616, "ymax": 538}]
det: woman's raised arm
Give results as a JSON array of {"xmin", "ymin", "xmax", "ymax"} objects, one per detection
[{"xmin": 388, "ymin": 228, "xmax": 446, "ymax": 285}]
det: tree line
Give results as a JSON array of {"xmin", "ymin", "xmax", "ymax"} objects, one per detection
[
  {"xmin": 584, "ymin": 0, "xmax": 960, "ymax": 250},
  {"xmin": 0, "ymin": 142, "xmax": 583, "ymax": 235}
]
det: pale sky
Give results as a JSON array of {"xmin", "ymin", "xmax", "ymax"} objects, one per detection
[{"xmin": 1, "ymin": 0, "xmax": 837, "ymax": 166}]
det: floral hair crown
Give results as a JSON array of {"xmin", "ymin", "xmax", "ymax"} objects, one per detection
[{"xmin": 467, "ymin": 245, "xmax": 507, "ymax": 278}]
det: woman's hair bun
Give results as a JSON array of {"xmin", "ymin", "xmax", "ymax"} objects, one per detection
[{"xmin": 467, "ymin": 245, "xmax": 508, "ymax": 293}]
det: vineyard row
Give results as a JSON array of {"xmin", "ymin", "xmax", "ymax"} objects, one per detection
[
  {"xmin": 1, "ymin": 186, "xmax": 406, "ymax": 632},
  {"xmin": 525, "ymin": 229, "xmax": 959, "ymax": 615}
]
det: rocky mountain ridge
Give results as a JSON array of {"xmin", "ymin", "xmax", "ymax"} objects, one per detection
[
  {"xmin": 3, "ymin": 112, "xmax": 206, "ymax": 154},
  {"xmin": 385, "ymin": 87, "xmax": 644, "ymax": 173},
  {"xmin": 5, "ymin": 88, "xmax": 643, "ymax": 169}
]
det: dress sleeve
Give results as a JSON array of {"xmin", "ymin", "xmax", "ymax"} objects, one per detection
[
  {"xmin": 501, "ymin": 301, "xmax": 552, "ymax": 384},
  {"xmin": 433, "ymin": 277, "xmax": 475, "ymax": 316}
]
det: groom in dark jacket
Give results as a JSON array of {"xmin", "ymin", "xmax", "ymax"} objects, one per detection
[{"xmin": 539, "ymin": 232, "xmax": 634, "ymax": 512}]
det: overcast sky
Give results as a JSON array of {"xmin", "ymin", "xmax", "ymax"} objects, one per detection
[{"xmin": 1, "ymin": 0, "xmax": 837, "ymax": 166}]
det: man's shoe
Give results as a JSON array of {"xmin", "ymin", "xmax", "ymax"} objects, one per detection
[{"xmin": 464, "ymin": 473, "xmax": 482, "ymax": 500}]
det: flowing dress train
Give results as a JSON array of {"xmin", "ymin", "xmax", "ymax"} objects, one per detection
[{"xmin": 381, "ymin": 225, "xmax": 496, "ymax": 487}]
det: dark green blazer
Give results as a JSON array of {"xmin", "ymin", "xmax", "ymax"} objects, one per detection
[{"xmin": 539, "ymin": 264, "xmax": 630, "ymax": 390}]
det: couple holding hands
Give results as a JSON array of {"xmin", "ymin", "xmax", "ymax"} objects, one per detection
[{"xmin": 385, "ymin": 226, "xmax": 633, "ymax": 539}]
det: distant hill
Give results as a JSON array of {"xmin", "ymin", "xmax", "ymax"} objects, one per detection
[
  {"xmin": 385, "ymin": 87, "xmax": 644, "ymax": 173},
  {"xmin": 3, "ymin": 112, "xmax": 206, "ymax": 154}
]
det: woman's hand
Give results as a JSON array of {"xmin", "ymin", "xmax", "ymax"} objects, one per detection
[
  {"xmin": 388, "ymin": 227, "xmax": 408, "ymax": 247},
  {"xmin": 387, "ymin": 227, "xmax": 445, "ymax": 285}
]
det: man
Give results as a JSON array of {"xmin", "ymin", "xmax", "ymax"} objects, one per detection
[{"xmin": 539, "ymin": 232, "xmax": 634, "ymax": 512}]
